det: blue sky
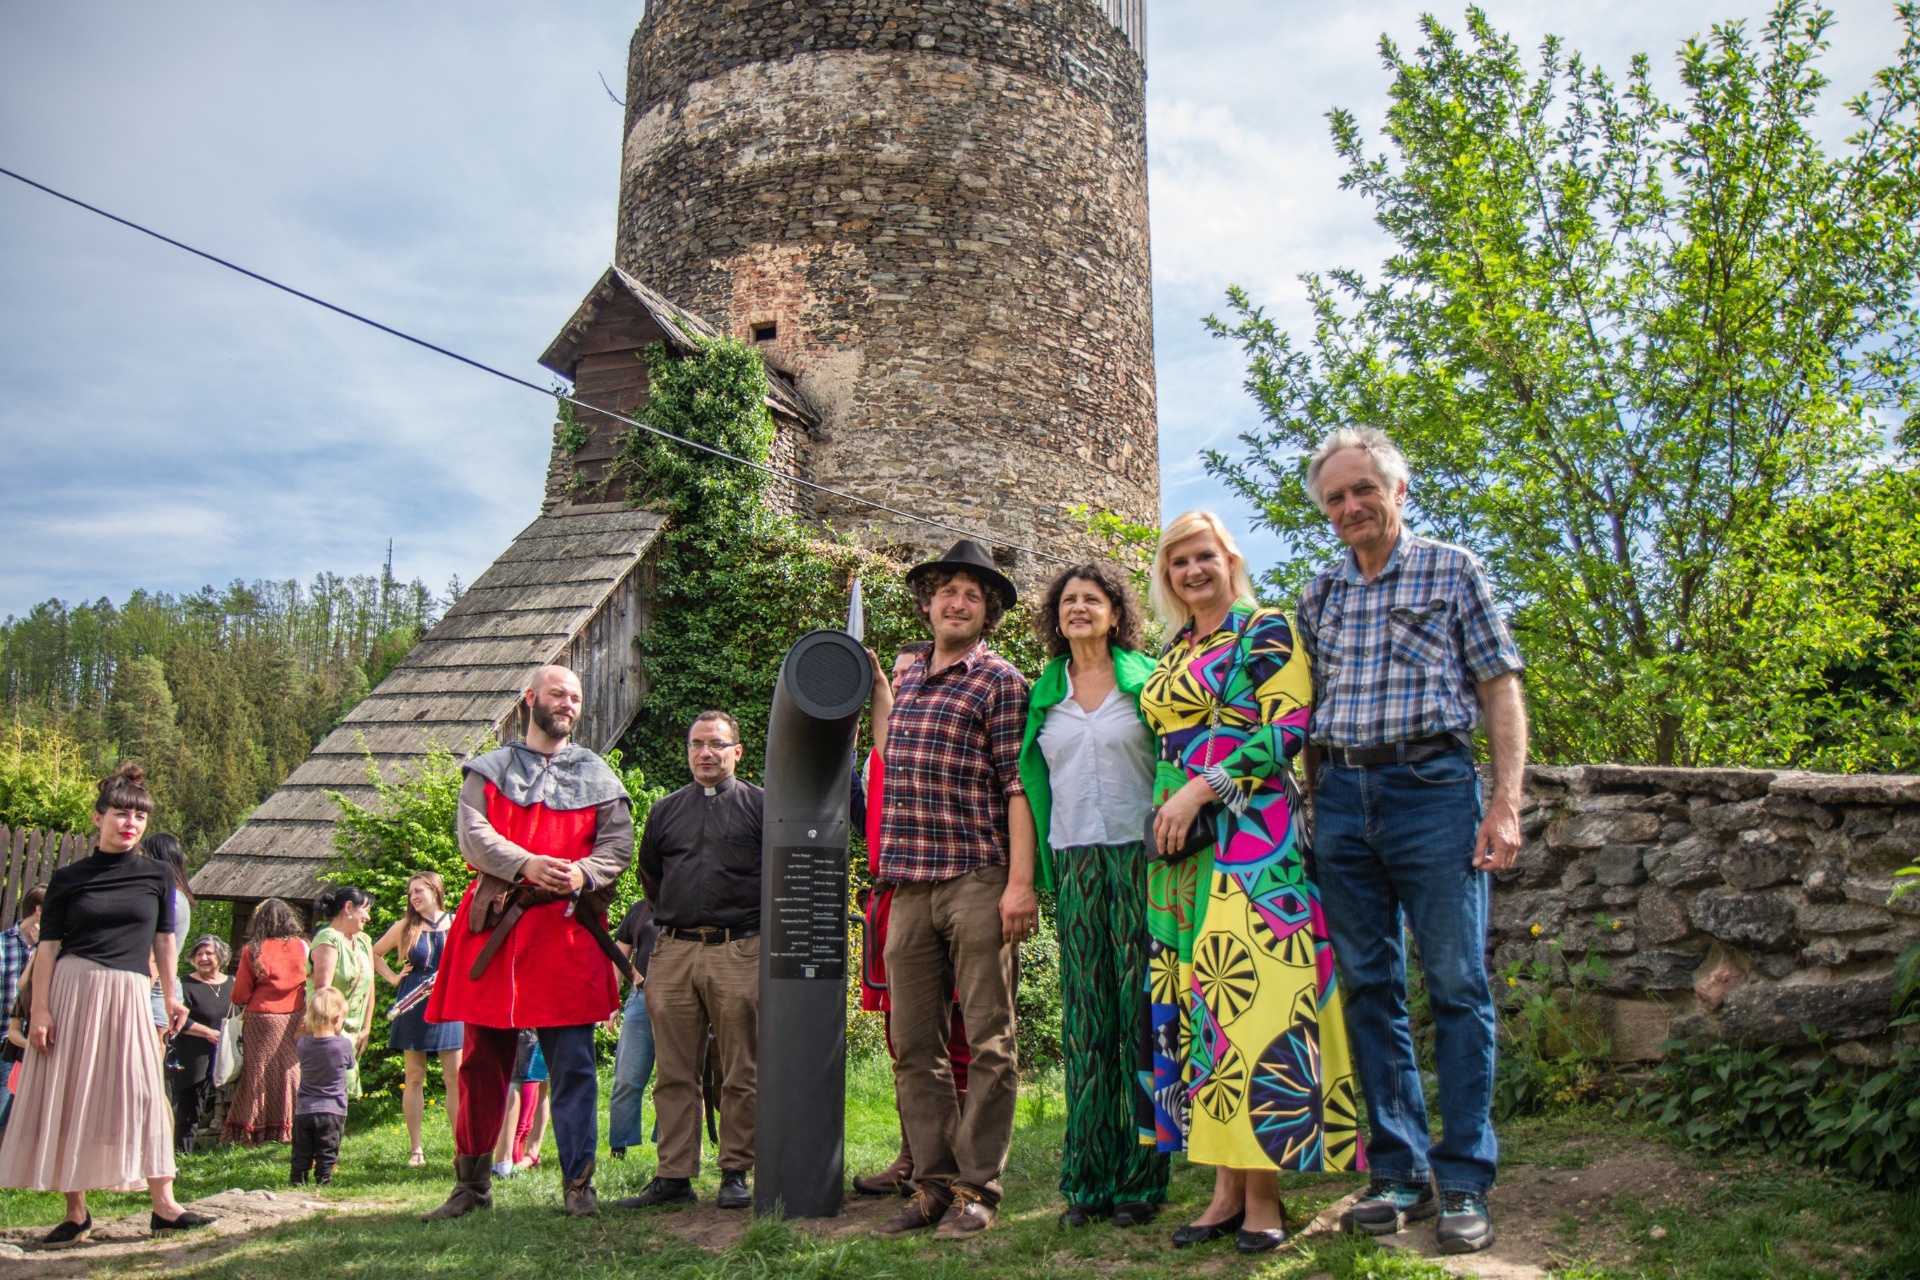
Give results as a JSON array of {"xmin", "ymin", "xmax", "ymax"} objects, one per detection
[{"xmin": 0, "ymin": 1, "xmax": 1897, "ymax": 616}]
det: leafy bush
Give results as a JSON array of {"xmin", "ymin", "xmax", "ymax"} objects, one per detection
[
  {"xmin": 1016, "ymin": 894, "xmax": 1064, "ymax": 1076},
  {"xmin": 1492, "ymin": 923, "xmax": 1619, "ymax": 1120},
  {"xmin": 1629, "ymin": 1024, "xmax": 1920, "ymax": 1189},
  {"xmin": 0, "ymin": 721, "xmax": 94, "ymax": 832}
]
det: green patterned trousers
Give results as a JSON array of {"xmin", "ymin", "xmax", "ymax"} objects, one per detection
[{"xmin": 1057, "ymin": 839, "xmax": 1171, "ymax": 1209}]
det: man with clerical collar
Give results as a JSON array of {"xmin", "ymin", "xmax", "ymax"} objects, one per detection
[
  {"xmin": 873, "ymin": 539, "xmax": 1036, "ymax": 1241},
  {"xmin": 619, "ymin": 710, "xmax": 765, "ymax": 1212},
  {"xmin": 425, "ymin": 664, "xmax": 634, "ymax": 1221}
]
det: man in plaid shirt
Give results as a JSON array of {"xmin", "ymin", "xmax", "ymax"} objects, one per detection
[
  {"xmin": 872, "ymin": 539, "xmax": 1035, "ymax": 1241},
  {"xmin": 1296, "ymin": 428, "xmax": 1527, "ymax": 1258},
  {"xmin": 0, "ymin": 885, "xmax": 45, "ymax": 1133}
]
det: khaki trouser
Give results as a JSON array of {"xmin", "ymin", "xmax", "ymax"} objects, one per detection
[
  {"xmin": 884, "ymin": 863, "xmax": 1018, "ymax": 1205},
  {"xmin": 646, "ymin": 932, "xmax": 760, "ymax": 1177}
]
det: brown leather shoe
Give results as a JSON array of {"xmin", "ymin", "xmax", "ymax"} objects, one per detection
[
  {"xmin": 852, "ymin": 1135, "xmax": 915, "ymax": 1196},
  {"xmin": 421, "ymin": 1154, "xmax": 494, "ymax": 1221},
  {"xmin": 875, "ymin": 1188, "xmax": 949, "ymax": 1236},
  {"xmin": 563, "ymin": 1160, "xmax": 598, "ymax": 1217},
  {"xmin": 933, "ymin": 1186, "xmax": 996, "ymax": 1240}
]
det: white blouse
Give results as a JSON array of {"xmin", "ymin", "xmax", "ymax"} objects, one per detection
[{"xmin": 1036, "ymin": 671, "xmax": 1156, "ymax": 849}]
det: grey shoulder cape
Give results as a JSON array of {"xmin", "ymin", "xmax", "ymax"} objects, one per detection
[{"xmin": 463, "ymin": 742, "xmax": 631, "ymax": 812}]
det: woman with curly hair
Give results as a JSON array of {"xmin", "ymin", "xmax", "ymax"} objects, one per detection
[
  {"xmin": 0, "ymin": 763, "xmax": 217, "ymax": 1246},
  {"xmin": 222, "ymin": 897, "xmax": 310, "ymax": 1146},
  {"xmin": 1016, "ymin": 562, "xmax": 1168, "ymax": 1230}
]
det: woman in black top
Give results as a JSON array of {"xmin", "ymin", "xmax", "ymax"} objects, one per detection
[
  {"xmin": 165, "ymin": 936, "xmax": 234, "ymax": 1155},
  {"xmin": 0, "ymin": 763, "xmax": 216, "ymax": 1247}
]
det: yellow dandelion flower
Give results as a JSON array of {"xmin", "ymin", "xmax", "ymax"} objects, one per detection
[
  {"xmin": 1611, "ymin": 918, "xmax": 1624, "ymax": 930},
  {"xmin": 1506, "ymin": 976, "xmax": 1517, "ymax": 988},
  {"xmin": 1529, "ymin": 923, "xmax": 1542, "ymax": 937}
]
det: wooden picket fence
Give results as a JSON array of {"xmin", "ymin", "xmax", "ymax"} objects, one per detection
[{"xmin": 0, "ymin": 826, "xmax": 90, "ymax": 927}]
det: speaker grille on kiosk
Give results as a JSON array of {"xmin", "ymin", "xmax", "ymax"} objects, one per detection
[{"xmin": 795, "ymin": 639, "xmax": 864, "ymax": 708}]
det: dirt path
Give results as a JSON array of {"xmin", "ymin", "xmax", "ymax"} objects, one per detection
[
  {"xmin": 0, "ymin": 1189, "xmax": 378, "ymax": 1278},
  {"xmin": 1315, "ymin": 1144, "xmax": 1694, "ymax": 1279}
]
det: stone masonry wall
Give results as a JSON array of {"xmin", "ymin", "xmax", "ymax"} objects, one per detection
[
  {"xmin": 617, "ymin": 0, "xmax": 1158, "ymax": 585},
  {"xmin": 1497, "ymin": 766, "xmax": 1920, "ymax": 1064}
]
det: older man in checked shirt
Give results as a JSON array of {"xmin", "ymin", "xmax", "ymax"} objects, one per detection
[
  {"xmin": 872, "ymin": 539, "xmax": 1036, "ymax": 1242},
  {"xmin": 1296, "ymin": 428, "xmax": 1529, "ymax": 1257}
]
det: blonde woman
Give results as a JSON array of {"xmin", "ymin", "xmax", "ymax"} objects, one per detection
[
  {"xmin": 373, "ymin": 872, "xmax": 463, "ymax": 1165},
  {"xmin": 1139, "ymin": 512, "xmax": 1364, "ymax": 1254}
]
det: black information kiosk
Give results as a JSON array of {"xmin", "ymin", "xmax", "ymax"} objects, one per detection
[{"xmin": 754, "ymin": 623, "xmax": 872, "ymax": 1217}]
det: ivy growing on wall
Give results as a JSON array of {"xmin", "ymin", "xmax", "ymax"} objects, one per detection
[{"xmin": 607, "ymin": 332, "xmax": 1060, "ymax": 1068}]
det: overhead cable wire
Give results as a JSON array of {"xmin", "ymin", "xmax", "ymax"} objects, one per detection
[{"xmin": 0, "ymin": 165, "xmax": 1070, "ymax": 566}]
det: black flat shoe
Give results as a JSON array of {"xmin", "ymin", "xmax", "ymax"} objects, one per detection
[
  {"xmin": 1059, "ymin": 1203, "xmax": 1109, "ymax": 1228},
  {"xmin": 1236, "ymin": 1226, "xmax": 1288, "ymax": 1254},
  {"xmin": 42, "ymin": 1214, "xmax": 92, "ymax": 1248},
  {"xmin": 1171, "ymin": 1211, "xmax": 1243, "ymax": 1248},
  {"xmin": 1111, "ymin": 1201, "xmax": 1158, "ymax": 1228},
  {"xmin": 151, "ymin": 1209, "xmax": 216, "ymax": 1232}
]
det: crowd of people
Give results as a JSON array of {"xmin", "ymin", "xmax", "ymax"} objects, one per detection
[{"xmin": 0, "ymin": 427, "xmax": 1525, "ymax": 1259}]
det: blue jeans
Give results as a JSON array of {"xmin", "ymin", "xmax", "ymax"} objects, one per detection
[
  {"xmin": 1313, "ymin": 746, "xmax": 1498, "ymax": 1194},
  {"xmin": 607, "ymin": 985, "xmax": 656, "ymax": 1152}
]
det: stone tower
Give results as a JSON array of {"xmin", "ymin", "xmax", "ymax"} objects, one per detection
[{"xmin": 617, "ymin": 0, "xmax": 1158, "ymax": 580}]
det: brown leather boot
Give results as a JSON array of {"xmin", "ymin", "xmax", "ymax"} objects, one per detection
[
  {"xmin": 421, "ymin": 1154, "xmax": 493, "ymax": 1221},
  {"xmin": 852, "ymin": 1132, "xmax": 915, "ymax": 1196},
  {"xmin": 563, "ymin": 1159, "xmax": 598, "ymax": 1217}
]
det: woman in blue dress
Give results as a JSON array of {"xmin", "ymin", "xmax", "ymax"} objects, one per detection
[{"xmin": 373, "ymin": 872, "xmax": 463, "ymax": 1167}]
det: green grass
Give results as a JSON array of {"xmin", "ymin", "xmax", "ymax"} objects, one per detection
[{"xmin": 1, "ymin": 1059, "xmax": 1912, "ymax": 1279}]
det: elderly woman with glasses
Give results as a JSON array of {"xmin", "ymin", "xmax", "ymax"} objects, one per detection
[{"xmin": 165, "ymin": 936, "xmax": 233, "ymax": 1155}]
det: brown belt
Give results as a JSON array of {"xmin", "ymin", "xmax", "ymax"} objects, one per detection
[{"xmin": 661, "ymin": 924, "xmax": 759, "ymax": 945}]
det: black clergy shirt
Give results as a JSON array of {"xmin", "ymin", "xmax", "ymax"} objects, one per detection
[{"xmin": 636, "ymin": 775, "xmax": 764, "ymax": 932}]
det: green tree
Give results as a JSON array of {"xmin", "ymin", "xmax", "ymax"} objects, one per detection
[
  {"xmin": 0, "ymin": 722, "xmax": 95, "ymax": 832},
  {"xmin": 1203, "ymin": 2, "xmax": 1920, "ymax": 766},
  {"xmin": 105, "ymin": 654, "xmax": 185, "ymax": 804}
]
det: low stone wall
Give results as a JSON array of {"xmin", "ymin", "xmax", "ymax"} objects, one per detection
[{"xmin": 1495, "ymin": 766, "xmax": 1920, "ymax": 1063}]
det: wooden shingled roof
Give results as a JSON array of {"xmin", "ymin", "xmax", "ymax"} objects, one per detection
[
  {"xmin": 192, "ymin": 507, "xmax": 666, "ymax": 905},
  {"xmin": 538, "ymin": 266, "xmax": 819, "ymax": 428}
]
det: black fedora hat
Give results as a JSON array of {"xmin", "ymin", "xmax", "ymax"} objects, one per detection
[{"xmin": 905, "ymin": 539, "xmax": 1018, "ymax": 609}]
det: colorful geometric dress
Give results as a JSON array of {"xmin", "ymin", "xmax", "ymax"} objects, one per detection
[{"xmin": 1139, "ymin": 603, "xmax": 1365, "ymax": 1173}]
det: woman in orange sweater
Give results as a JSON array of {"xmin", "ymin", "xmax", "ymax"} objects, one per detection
[{"xmin": 221, "ymin": 900, "xmax": 309, "ymax": 1145}]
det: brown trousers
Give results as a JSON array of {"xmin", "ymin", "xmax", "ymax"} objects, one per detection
[
  {"xmin": 645, "ymin": 933, "xmax": 760, "ymax": 1177},
  {"xmin": 884, "ymin": 863, "xmax": 1019, "ymax": 1204}
]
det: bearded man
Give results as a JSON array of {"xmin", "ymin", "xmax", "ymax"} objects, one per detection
[{"xmin": 423, "ymin": 665, "xmax": 634, "ymax": 1221}]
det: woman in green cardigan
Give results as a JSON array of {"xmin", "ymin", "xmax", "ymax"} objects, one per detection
[{"xmin": 1018, "ymin": 561, "xmax": 1169, "ymax": 1229}]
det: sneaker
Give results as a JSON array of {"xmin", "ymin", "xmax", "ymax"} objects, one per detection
[
  {"xmin": 932, "ymin": 1186, "xmax": 996, "ymax": 1240},
  {"xmin": 493, "ymin": 1160, "xmax": 515, "ymax": 1178},
  {"xmin": 1436, "ymin": 1190, "xmax": 1494, "ymax": 1254},
  {"xmin": 1340, "ymin": 1178, "xmax": 1436, "ymax": 1236},
  {"xmin": 42, "ymin": 1214, "xmax": 92, "ymax": 1249},
  {"xmin": 616, "ymin": 1176, "xmax": 697, "ymax": 1209},
  {"xmin": 875, "ymin": 1188, "xmax": 949, "ymax": 1236},
  {"xmin": 716, "ymin": 1170, "xmax": 752, "ymax": 1210}
]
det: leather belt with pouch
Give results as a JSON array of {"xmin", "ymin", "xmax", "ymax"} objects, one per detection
[{"xmin": 468, "ymin": 871, "xmax": 632, "ymax": 984}]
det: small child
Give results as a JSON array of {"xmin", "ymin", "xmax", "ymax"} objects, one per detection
[{"xmin": 292, "ymin": 986, "xmax": 356, "ymax": 1186}]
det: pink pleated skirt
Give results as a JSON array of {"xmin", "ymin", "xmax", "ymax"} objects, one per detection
[{"xmin": 0, "ymin": 956, "xmax": 176, "ymax": 1192}]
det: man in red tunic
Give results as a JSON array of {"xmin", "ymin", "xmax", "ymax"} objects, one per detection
[{"xmin": 423, "ymin": 665, "xmax": 633, "ymax": 1221}]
